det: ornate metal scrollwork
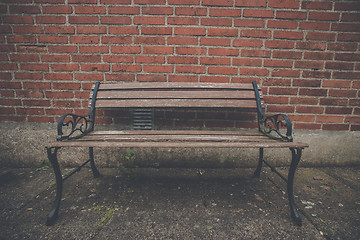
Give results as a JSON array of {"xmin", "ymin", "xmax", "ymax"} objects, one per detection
[
  {"xmin": 259, "ymin": 113, "xmax": 293, "ymax": 142},
  {"xmin": 56, "ymin": 82, "xmax": 100, "ymax": 141},
  {"xmin": 252, "ymin": 81, "xmax": 293, "ymax": 142},
  {"xmin": 57, "ymin": 111, "xmax": 94, "ymax": 141}
]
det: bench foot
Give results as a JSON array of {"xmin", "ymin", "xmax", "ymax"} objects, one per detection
[
  {"xmin": 288, "ymin": 148, "xmax": 303, "ymax": 226},
  {"xmin": 89, "ymin": 147, "xmax": 100, "ymax": 178},
  {"xmin": 254, "ymin": 148, "xmax": 263, "ymax": 178},
  {"xmin": 46, "ymin": 147, "xmax": 62, "ymax": 226}
]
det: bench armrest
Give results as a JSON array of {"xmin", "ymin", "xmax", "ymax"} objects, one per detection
[
  {"xmin": 258, "ymin": 113, "xmax": 293, "ymax": 142},
  {"xmin": 252, "ymin": 82, "xmax": 293, "ymax": 142},
  {"xmin": 57, "ymin": 110, "xmax": 95, "ymax": 141}
]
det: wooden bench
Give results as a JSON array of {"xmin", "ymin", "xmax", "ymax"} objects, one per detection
[{"xmin": 44, "ymin": 81, "xmax": 308, "ymax": 226}]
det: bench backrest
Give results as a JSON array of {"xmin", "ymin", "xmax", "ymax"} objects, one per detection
[
  {"xmin": 90, "ymin": 82, "xmax": 263, "ymax": 130},
  {"xmin": 91, "ymin": 82, "xmax": 262, "ymax": 109}
]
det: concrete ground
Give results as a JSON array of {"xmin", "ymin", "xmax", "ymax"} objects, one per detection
[{"xmin": 0, "ymin": 166, "xmax": 359, "ymax": 240}]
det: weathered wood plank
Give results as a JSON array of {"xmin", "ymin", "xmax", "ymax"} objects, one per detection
[{"xmin": 95, "ymin": 99, "xmax": 258, "ymax": 108}]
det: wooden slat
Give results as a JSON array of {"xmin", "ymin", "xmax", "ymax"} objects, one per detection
[
  {"xmin": 45, "ymin": 140, "xmax": 309, "ymax": 149},
  {"xmin": 95, "ymin": 82, "xmax": 256, "ymax": 90},
  {"xmin": 88, "ymin": 130, "xmax": 264, "ymax": 136},
  {"xmin": 95, "ymin": 99, "xmax": 258, "ymax": 108},
  {"xmin": 94, "ymin": 90, "xmax": 258, "ymax": 100}
]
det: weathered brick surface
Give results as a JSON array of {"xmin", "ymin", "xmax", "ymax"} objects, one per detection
[{"xmin": 0, "ymin": 0, "xmax": 359, "ymax": 131}]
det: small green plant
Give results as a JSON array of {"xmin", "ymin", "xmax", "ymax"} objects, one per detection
[
  {"xmin": 121, "ymin": 149, "xmax": 138, "ymax": 174},
  {"xmin": 36, "ymin": 159, "xmax": 49, "ymax": 171}
]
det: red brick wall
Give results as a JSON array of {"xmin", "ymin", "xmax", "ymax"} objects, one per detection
[{"xmin": 0, "ymin": 0, "xmax": 359, "ymax": 131}]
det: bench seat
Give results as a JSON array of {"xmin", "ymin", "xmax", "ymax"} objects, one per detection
[{"xmin": 47, "ymin": 130, "xmax": 308, "ymax": 149}]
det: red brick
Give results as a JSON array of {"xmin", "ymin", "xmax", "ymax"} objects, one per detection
[
  {"xmin": 53, "ymin": 82, "xmax": 81, "ymax": 90},
  {"xmin": 209, "ymin": 48, "xmax": 239, "ymax": 56},
  {"xmin": 108, "ymin": 6, "xmax": 140, "ymax": 15},
  {"xmin": 51, "ymin": 64, "xmax": 79, "ymax": 72},
  {"xmin": 200, "ymin": 57, "xmax": 230, "ymax": 65},
  {"xmin": 134, "ymin": 36, "xmax": 165, "ymax": 45},
  {"xmin": 68, "ymin": 0, "xmax": 96, "ymax": 3},
  {"xmin": 209, "ymin": 8, "xmax": 241, "ymax": 17},
  {"xmin": 102, "ymin": 36, "xmax": 132, "ymax": 44},
  {"xmin": 176, "ymin": 65, "xmax": 205, "ymax": 74},
  {"xmin": 72, "ymin": 55, "xmax": 101, "ymax": 63},
  {"xmin": 20, "ymin": 63, "xmax": 49, "ymax": 71},
  {"xmin": 36, "ymin": 16, "xmax": 66, "ymax": 24},
  {"xmin": 112, "ymin": 65, "xmax": 141, "ymax": 72},
  {"xmin": 3, "ymin": 15, "xmax": 33, "ymax": 24},
  {"xmin": 294, "ymin": 123, "xmax": 321, "ymax": 130},
  {"xmin": 135, "ymin": 56, "xmax": 165, "ymax": 64},
  {"xmin": 241, "ymin": 29, "xmax": 271, "ymax": 38},
  {"xmin": 208, "ymin": 67, "xmax": 238, "ymax": 75},
  {"xmin": 23, "ymin": 99, "xmax": 51, "ymax": 107},
  {"xmin": 304, "ymin": 52, "xmax": 333, "ymax": 60},
  {"xmin": 134, "ymin": 16, "xmax": 165, "ymax": 25},
  {"xmin": 351, "ymin": 125, "xmax": 360, "ymax": 131},
  {"xmin": 268, "ymin": 87, "xmax": 297, "ymax": 95},
  {"xmin": 168, "ymin": 0, "xmax": 199, "ymax": 5},
  {"xmin": 342, "ymin": 13, "xmax": 360, "ymax": 22},
  {"xmin": 143, "ymin": 65, "xmax": 173, "ymax": 73},
  {"xmin": 299, "ymin": 88, "xmax": 327, "ymax": 96},
  {"xmin": 293, "ymin": 79, "xmax": 321, "ymax": 87},
  {"xmin": 243, "ymin": 9, "xmax": 274, "ymax": 18},
  {"xmin": 81, "ymin": 64, "xmax": 110, "ymax": 72},
  {"xmin": 301, "ymin": 1, "xmax": 332, "ymax": 10},
  {"xmin": 75, "ymin": 6, "xmax": 106, "ymax": 14},
  {"xmin": 13, "ymin": 26, "xmax": 42, "ymax": 34},
  {"xmin": 202, "ymin": 0, "xmax": 233, "ymax": 6},
  {"xmin": 42, "ymin": 54, "xmax": 70, "ymax": 62},
  {"xmin": 235, "ymin": 0, "xmax": 266, "ymax": 7},
  {"xmin": 200, "ymin": 76, "xmax": 230, "ymax": 83},
  {"xmin": 276, "ymin": 11, "xmax": 307, "ymax": 20},
  {"xmin": 328, "ymin": 43, "xmax": 358, "ymax": 52},
  {"xmin": 134, "ymin": 0, "xmax": 165, "ymax": 4},
  {"xmin": 269, "ymin": 0, "xmax": 299, "ymax": 8},
  {"xmin": 296, "ymin": 106, "xmax": 324, "ymax": 114},
  {"xmin": 274, "ymin": 30, "xmax": 303, "ymax": 40},
  {"xmin": 112, "ymin": 46, "xmax": 142, "ymax": 54},
  {"xmin": 175, "ymin": 7, "xmax": 207, "ymax": 16},
  {"xmin": 201, "ymin": 18, "xmax": 232, "ymax": 26},
  {"xmin": 14, "ymin": 72, "xmax": 43, "ymax": 80},
  {"xmin": 200, "ymin": 38, "xmax": 231, "ymax": 46},
  {"xmin": 10, "ymin": 53, "xmax": 39, "ymax": 62},
  {"xmin": 263, "ymin": 78, "xmax": 292, "ymax": 86},
  {"xmin": 142, "ymin": 6, "xmax": 173, "ymax": 15},
  {"xmin": 168, "ymin": 37, "xmax": 198, "ymax": 45},
  {"xmin": 272, "ymin": 69, "xmax": 300, "ymax": 77},
  {"xmin": 332, "ymin": 23, "xmax": 360, "ymax": 33},
  {"xmin": 337, "ymin": 33, "xmax": 360, "ymax": 42},
  {"xmin": 39, "ymin": 36, "xmax": 68, "ymax": 44},
  {"xmin": 329, "ymin": 89, "xmax": 357, "ymax": 98},
  {"xmin": 345, "ymin": 116, "xmax": 360, "ymax": 124},
  {"xmin": 101, "ymin": 16, "xmax": 131, "ymax": 25},
  {"xmin": 234, "ymin": 19, "xmax": 265, "ymax": 28},
  {"xmin": 79, "ymin": 46, "xmax": 109, "ymax": 53},
  {"xmin": 17, "ymin": 108, "xmax": 44, "ymax": 115},
  {"xmin": 290, "ymin": 97, "xmax": 318, "ymax": 105},
  {"xmin": 77, "ymin": 26, "xmax": 106, "ymax": 34},
  {"xmin": 240, "ymin": 68, "xmax": 269, "ymax": 76},
  {"xmin": 264, "ymin": 59, "xmax": 293, "ymax": 68},
  {"xmin": 335, "ymin": 2, "xmax": 360, "ymax": 11},
  {"xmin": 325, "ymin": 107, "xmax": 353, "ymax": 115},
  {"xmin": 49, "ymin": 45, "xmax": 77, "ymax": 53},
  {"xmin": 103, "ymin": 55, "xmax": 133, "ymax": 63},
  {"xmin": 323, "ymin": 80, "xmax": 351, "ymax": 88},
  {"xmin": 296, "ymin": 41, "xmax": 326, "ymax": 50},
  {"xmin": 308, "ymin": 12, "xmax": 340, "ymax": 21},
  {"xmin": 300, "ymin": 22, "xmax": 330, "ymax": 31},
  {"xmin": 233, "ymin": 39, "xmax": 263, "ymax": 47},
  {"xmin": 267, "ymin": 20, "xmax": 297, "ymax": 29},
  {"xmin": 174, "ymin": 27, "xmax": 206, "ymax": 36},
  {"xmin": 10, "ymin": 5, "xmax": 40, "ymax": 14},
  {"xmin": 7, "ymin": 35, "xmax": 36, "ymax": 43},
  {"xmin": 241, "ymin": 49, "xmax": 271, "ymax": 58},
  {"xmin": 168, "ymin": 56, "xmax": 197, "ymax": 64},
  {"xmin": 295, "ymin": 61, "xmax": 324, "ymax": 70},
  {"xmin": 100, "ymin": 0, "xmax": 131, "ymax": 4},
  {"xmin": 263, "ymin": 96, "xmax": 289, "ymax": 104},
  {"xmin": 267, "ymin": 105, "xmax": 294, "ymax": 113},
  {"xmin": 45, "ymin": 26, "xmax": 75, "ymax": 34},
  {"xmin": 168, "ymin": 75, "xmax": 198, "ymax": 82},
  {"xmin": 273, "ymin": 50, "xmax": 302, "ymax": 59},
  {"xmin": 75, "ymin": 73, "xmax": 103, "ymax": 81},
  {"xmin": 45, "ymin": 73, "xmax": 72, "ymax": 81},
  {"xmin": 143, "ymin": 27, "xmax": 173, "ymax": 35},
  {"xmin": 322, "ymin": 124, "xmax": 349, "ymax": 131},
  {"xmin": 176, "ymin": 47, "xmax": 206, "ymax": 55},
  {"xmin": 70, "ymin": 36, "xmax": 100, "ymax": 44},
  {"xmin": 108, "ymin": 26, "xmax": 139, "ymax": 35},
  {"xmin": 23, "ymin": 82, "xmax": 51, "ymax": 89},
  {"xmin": 333, "ymin": 72, "xmax": 360, "ymax": 80},
  {"xmin": 326, "ymin": 62, "xmax": 354, "ymax": 70},
  {"xmin": 137, "ymin": 74, "xmax": 167, "ymax": 82},
  {"xmin": 42, "ymin": 5, "xmax": 72, "ymax": 14},
  {"xmin": 320, "ymin": 98, "xmax": 348, "ymax": 106},
  {"xmin": 335, "ymin": 53, "xmax": 360, "ymax": 62},
  {"xmin": 105, "ymin": 73, "xmax": 135, "ymax": 82},
  {"xmin": 265, "ymin": 40, "xmax": 294, "ymax": 49},
  {"xmin": 208, "ymin": 28, "xmax": 238, "ymax": 37}
]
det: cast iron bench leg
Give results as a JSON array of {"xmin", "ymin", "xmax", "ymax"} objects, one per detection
[
  {"xmin": 46, "ymin": 147, "xmax": 62, "ymax": 226},
  {"xmin": 89, "ymin": 147, "xmax": 100, "ymax": 178},
  {"xmin": 288, "ymin": 147, "xmax": 302, "ymax": 226},
  {"xmin": 254, "ymin": 148, "xmax": 264, "ymax": 177}
]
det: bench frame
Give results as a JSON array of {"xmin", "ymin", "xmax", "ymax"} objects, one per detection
[{"xmin": 44, "ymin": 81, "xmax": 307, "ymax": 226}]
